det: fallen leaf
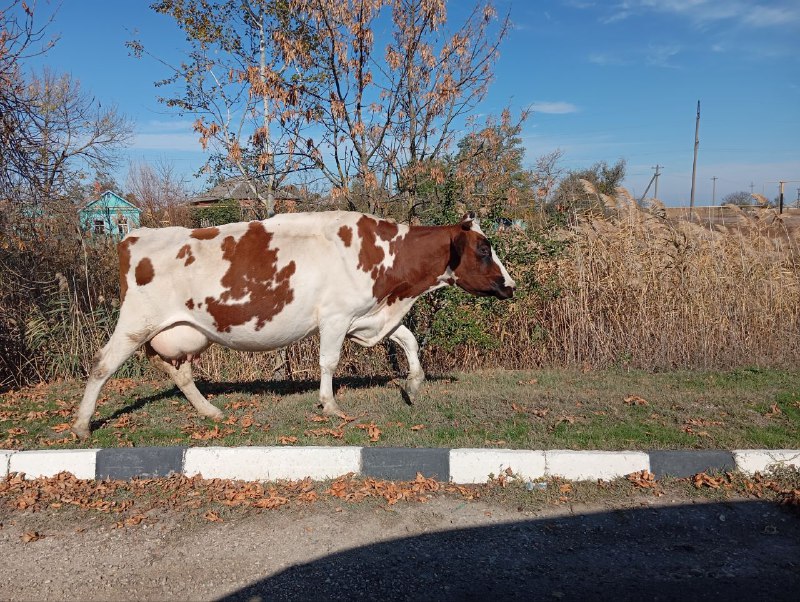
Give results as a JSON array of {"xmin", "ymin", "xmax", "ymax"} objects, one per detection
[
  {"xmin": 559, "ymin": 483, "xmax": 573, "ymax": 494},
  {"xmin": 357, "ymin": 423, "xmax": 381, "ymax": 442},
  {"xmin": 204, "ymin": 510, "xmax": 223, "ymax": 522},
  {"xmin": 304, "ymin": 428, "xmax": 343, "ymax": 439},
  {"xmin": 51, "ymin": 423, "xmax": 72, "ymax": 433},
  {"xmin": 410, "ymin": 424, "xmax": 426, "ymax": 431},
  {"xmin": 626, "ymin": 470, "xmax": 657, "ymax": 488},
  {"xmin": 624, "ymin": 395, "xmax": 649, "ymax": 406},
  {"xmin": 190, "ymin": 426, "xmax": 222, "ymax": 440},
  {"xmin": 21, "ymin": 531, "xmax": 41, "ymax": 543},
  {"xmin": 112, "ymin": 415, "xmax": 132, "ymax": 428},
  {"xmin": 693, "ymin": 472, "xmax": 725, "ymax": 489},
  {"xmin": 765, "ymin": 404, "xmax": 782, "ymax": 417},
  {"xmin": 278, "ymin": 435, "xmax": 298, "ymax": 445}
]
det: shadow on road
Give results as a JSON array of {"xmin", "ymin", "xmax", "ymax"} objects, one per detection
[{"xmin": 219, "ymin": 500, "xmax": 799, "ymax": 602}]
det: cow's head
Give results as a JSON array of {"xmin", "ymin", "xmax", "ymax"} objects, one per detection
[{"xmin": 449, "ymin": 213, "xmax": 516, "ymax": 299}]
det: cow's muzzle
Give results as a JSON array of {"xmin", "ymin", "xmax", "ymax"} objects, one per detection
[{"xmin": 491, "ymin": 279, "xmax": 515, "ymax": 300}]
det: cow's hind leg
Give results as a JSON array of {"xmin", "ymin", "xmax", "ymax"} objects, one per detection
[
  {"xmin": 146, "ymin": 349, "xmax": 222, "ymax": 420},
  {"xmin": 389, "ymin": 325, "xmax": 425, "ymax": 404},
  {"xmin": 73, "ymin": 328, "xmax": 146, "ymax": 438}
]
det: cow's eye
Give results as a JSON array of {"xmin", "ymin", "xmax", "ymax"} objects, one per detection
[{"xmin": 478, "ymin": 243, "xmax": 491, "ymax": 257}]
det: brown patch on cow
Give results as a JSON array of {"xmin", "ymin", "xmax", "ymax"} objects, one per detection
[
  {"xmin": 186, "ymin": 298, "xmax": 195, "ymax": 310},
  {"xmin": 135, "ymin": 257, "xmax": 155, "ymax": 286},
  {"xmin": 204, "ymin": 221, "xmax": 296, "ymax": 332},
  {"xmin": 176, "ymin": 244, "xmax": 196, "ymax": 266},
  {"xmin": 368, "ymin": 224, "xmax": 453, "ymax": 305},
  {"xmin": 117, "ymin": 236, "xmax": 139, "ymax": 303},
  {"xmin": 356, "ymin": 216, "xmax": 399, "ymax": 276},
  {"xmin": 355, "ymin": 215, "xmax": 454, "ymax": 305},
  {"xmin": 338, "ymin": 225, "xmax": 353, "ymax": 247},
  {"xmin": 190, "ymin": 227, "xmax": 220, "ymax": 240}
]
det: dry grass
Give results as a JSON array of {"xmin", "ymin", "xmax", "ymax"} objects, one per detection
[
  {"xmin": 532, "ymin": 190, "xmax": 800, "ymax": 369},
  {"xmin": 3, "ymin": 190, "xmax": 800, "ymax": 389}
]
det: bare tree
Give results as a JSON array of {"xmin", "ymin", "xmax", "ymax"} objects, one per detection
[
  {"xmin": 19, "ymin": 69, "xmax": 132, "ymax": 204},
  {"xmin": 126, "ymin": 159, "xmax": 192, "ymax": 226},
  {"xmin": 131, "ymin": 0, "xmax": 316, "ymax": 216},
  {"xmin": 0, "ymin": 0, "xmax": 58, "ymax": 198},
  {"xmin": 291, "ymin": 0, "xmax": 508, "ymax": 215},
  {"xmin": 138, "ymin": 1, "xmax": 508, "ymax": 217}
]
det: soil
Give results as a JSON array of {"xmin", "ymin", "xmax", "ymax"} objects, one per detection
[{"xmin": 1, "ymin": 494, "xmax": 798, "ymax": 601}]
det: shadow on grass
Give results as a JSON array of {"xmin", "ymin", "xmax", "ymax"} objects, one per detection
[
  {"xmin": 218, "ymin": 500, "xmax": 800, "ymax": 602},
  {"xmin": 92, "ymin": 374, "xmax": 457, "ymax": 430}
]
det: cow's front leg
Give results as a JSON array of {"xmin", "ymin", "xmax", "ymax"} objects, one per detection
[
  {"xmin": 389, "ymin": 325, "xmax": 425, "ymax": 404},
  {"xmin": 318, "ymin": 323, "xmax": 348, "ymax": 416}
]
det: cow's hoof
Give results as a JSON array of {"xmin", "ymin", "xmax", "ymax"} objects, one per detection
[
  {"xmin": 72, "ymin": 423, "xmax": 91, "ymax": 439},
  {"xmin": 401, "ymin": 374, "xmax": 424, "ymax": 405},
  {"xmin": 320, "ymin": 401, "xmax": 344, "ymax": 417},
  {"xmin": 203, "ymin": 409, "xmax": 224, "ymax": 421}
]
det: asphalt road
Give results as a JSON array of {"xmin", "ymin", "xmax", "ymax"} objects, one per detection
[{"xmin": 1, "ymin": 496, "xmax": 798, "ymax": 601}]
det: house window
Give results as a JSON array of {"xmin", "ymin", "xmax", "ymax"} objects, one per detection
[
  {"xmin": 93, "ymin": 219, "xmax": 105, "ymax": 234},
  {"xmin": 117, "ymin": 216, "xmax": 129, "ymax": 235}
]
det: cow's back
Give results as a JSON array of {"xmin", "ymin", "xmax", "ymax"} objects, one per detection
[{"xmin": 117, "ymin": 212, "xmax": 385, "ymax": 349}]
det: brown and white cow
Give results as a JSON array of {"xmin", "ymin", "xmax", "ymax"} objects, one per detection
[{"xmin": 73, "ymin": 211, "xmax": 515, "ymax": 437}]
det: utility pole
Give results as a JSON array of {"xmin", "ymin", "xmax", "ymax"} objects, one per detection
[
  {"xmin": 689, "ymin": 100, "xmax": 700, "ymax": 219},
  {"xmin": 638, "ymin": 166, "xmax": 663, "ymax": 205},
  {"xmin": 779, "ymin": 181, "xmax": 785, "ymax": 214},
  {"xmin": 711, "ymin": 176, "xmax": 718, "ymax": 205},
  {"xmin": 796, "ymin": 187, "xmax": 800, "ymax": 208},
  {"xmin": 652, "ymin": 165, "xmax": 662, "ymax": 200},
  {"xmin": 750, "ymin": 182, "xmax": 755, "ymax": 196}
]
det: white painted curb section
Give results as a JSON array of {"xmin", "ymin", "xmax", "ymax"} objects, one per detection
[
  {"xmin": 450, "ymin": 449, "xmax": 546, "ymax": 484},
  {"xmin": 546, "ymin": 450, "xmax": 650, "ymax": 481},
  {"xmin": 1, "ymin": 450, "xmax": 13, "ymax": 479},
  {"xmin": 733, "ymin": 450, "xmax": 800, "ymax": 475},
  {"xmin": 184, "ymin": 446, "xmax": 362, "ymax": 481},
  {"xmin": 8, "ymin": 449, "xmax": 98, "ymax": 480}
]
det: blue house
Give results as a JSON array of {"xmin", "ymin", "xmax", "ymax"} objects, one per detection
[{"xmin": 79, "ymin": 191, "xmax": 141, "ymax": 237}]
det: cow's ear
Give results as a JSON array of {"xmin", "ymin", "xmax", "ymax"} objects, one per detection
[{"xmin": 460, "ymin": 212, "xmax": 476, "ymax": 231}]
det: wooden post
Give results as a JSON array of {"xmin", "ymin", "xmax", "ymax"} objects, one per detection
[{"xmin": 689, "ymin": 100, "xmax": 700, "ymax": 220}]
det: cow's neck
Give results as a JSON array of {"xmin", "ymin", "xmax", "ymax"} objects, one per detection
[{"xmin": 370, "ymin": 223, "xmax": 456, "ymax": 305}]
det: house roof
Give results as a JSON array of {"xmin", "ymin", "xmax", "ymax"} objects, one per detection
[
  {"xmin": 79, "ymin": 190, "xmax": 140, "ymax": 213},
  {"xmin": 190, "ymin": 177, "xmax": 299, "ymax": 205}
]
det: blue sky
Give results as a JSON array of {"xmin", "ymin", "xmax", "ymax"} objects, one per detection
[{"xmin": 21, "ymin": 0, "xmax": 800, "ymax": 205}]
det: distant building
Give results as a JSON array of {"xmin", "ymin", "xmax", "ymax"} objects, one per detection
[
  {"xmin": 79, "ymin": 191, "xmax": 141, "ymax": 237},
  {"xmin": 189, "ymin": 177, "xmax": 300, "ymax": 225}
]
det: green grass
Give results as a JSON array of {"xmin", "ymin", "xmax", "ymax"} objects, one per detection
[{"xmin": 1, "ymin": 367, "xmax": 800, "ymax": 451}]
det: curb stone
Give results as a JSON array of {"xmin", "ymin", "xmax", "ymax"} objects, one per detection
[{"xmin": 2, "ymin": 447, "xmax": 799, "ymax": 483}]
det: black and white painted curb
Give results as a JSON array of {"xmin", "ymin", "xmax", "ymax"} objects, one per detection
[{"xmin": 2, "ymin": 447, "xmax": 799, "ymax": 483}]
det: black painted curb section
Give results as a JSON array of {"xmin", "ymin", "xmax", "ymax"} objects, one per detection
[
  {"xmin": 648, "ymin": 450, "xmax": 736, "ymax": 479},
  {"xmin": 96, "ymin": 446, "xmax": 186, "ymax": 480},
  {"xmin": 361, "ymin": 447, "xmax": 450, "ymax": 481}
]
